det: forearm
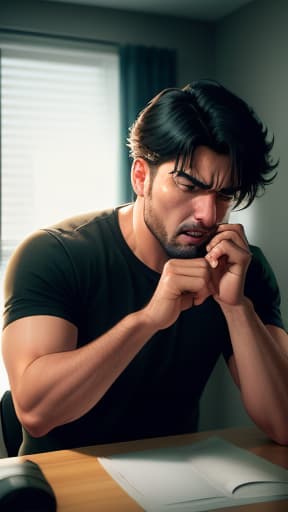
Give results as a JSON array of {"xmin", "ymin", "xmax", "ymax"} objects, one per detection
[
  {"xmin": 221, "ymin": 298, "xmax": 288, "ymax": 444},
  {"xmin": 16, "ymin": 310, "xmax": 156, "ymax": 437}
]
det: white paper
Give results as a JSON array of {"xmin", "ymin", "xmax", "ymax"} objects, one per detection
[{"xmin": 98, "ymin": 437, "xmax": 288, "ymax": 511}]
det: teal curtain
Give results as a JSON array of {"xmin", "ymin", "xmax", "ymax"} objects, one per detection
[{"xmin": 119, "ymin": 45, "xmax": 177, "ymax": 203}]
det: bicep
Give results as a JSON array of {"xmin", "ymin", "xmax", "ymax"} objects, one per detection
[{"xmin": 2, "ymin": 315, "xmax": 78, "ymax": 388}]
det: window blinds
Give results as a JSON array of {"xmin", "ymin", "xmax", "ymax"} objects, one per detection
[{"xmin": 0, "ymin": 43, "xmax": 120, "ymax": 263}]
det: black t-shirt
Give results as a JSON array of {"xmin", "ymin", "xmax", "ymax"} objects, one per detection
[{"xmin": 2, "ymin": 208, "xmax": 284, "ymax": 454}]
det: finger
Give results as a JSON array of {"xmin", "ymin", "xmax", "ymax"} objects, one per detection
[
  {"xmin": 206, "ymin": 227, "xmax": 248, "ymax": 253},
  {"xmin": 205, "ymin": 239, "xmax": 252, "ymax": 269},
  {"xmin": 163, "ymin": 258, "xmax": 210, "ymax": 279},
  {"xmin": 162, "ymin": 259, "xmax": 217, "ymax": 298},
  {"xmin": 166, "ymin": 258, "xmax": 209, "ymax": 271},
  {"xmin": 181, "ymin": 291, "xmax": 209, "ymax": 310},
  {"xmin": 165, "ymin": 273, "xmax": 214, "ymax": 296},
  {"xmin": 215, "ymin": 223, "xmax": 249, "ymax": 244}
]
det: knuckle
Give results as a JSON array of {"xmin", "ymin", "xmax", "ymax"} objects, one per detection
[
  {"xmin": 164, "ymin": 259, "xmax": 174, "ymax": 270},
  {"xmin": 163, "ymin": 259, "xmax": 176, "ymax": 275},
  {"xmin": 162, "ymin": 272, "xmax": 174, "ymax": 286}
]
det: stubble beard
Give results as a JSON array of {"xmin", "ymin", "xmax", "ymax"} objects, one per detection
[{"xmin": 143, "ymin": 195, "xmax": 208, "ymax": 260}]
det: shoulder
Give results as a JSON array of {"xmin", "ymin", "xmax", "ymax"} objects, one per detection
[
  {"xmin": 44, "ymin": 207, "xmax": 117, "ymax": 245},
  {"xmin": 48, "ymin": 208, "xmax": 115, "ymax": 233},
  {"xmin": 7, "ymin": 208, "xmax": 117, "ymax": 266},
  {"xmin": 2, "ymin": 209, "xmax": 118, "ymax": 329},
  {"xmin": 4, "ymin": 208, "xmax": 118, "ymax": 299}
]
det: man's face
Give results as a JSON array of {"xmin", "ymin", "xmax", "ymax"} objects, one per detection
[{"xmin": 143, "ymin": 146, "xmax": 236, "ymax": 259}]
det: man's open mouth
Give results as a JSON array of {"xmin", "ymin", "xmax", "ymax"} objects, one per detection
[
  {"xmin": 178, "ymin": 228, "xmax": 212, "ymax": 243},
  {"xmin": 185, "ymin": 230, "xmax": 206, "ymax": 238}
]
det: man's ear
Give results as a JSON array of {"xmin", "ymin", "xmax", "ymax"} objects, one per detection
[{"xmin": 131, "ymin": 158, "xmax": 149, "ymax": 197}]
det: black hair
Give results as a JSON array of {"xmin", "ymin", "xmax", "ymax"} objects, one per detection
[{"xmin": 127, "ymin": 79, "xmax": 278, "ymax": 209}]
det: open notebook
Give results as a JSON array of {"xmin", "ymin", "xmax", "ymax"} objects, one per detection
[{"xmin": 98, "ymin": 437, "xmax": 288, "ymax": 511}]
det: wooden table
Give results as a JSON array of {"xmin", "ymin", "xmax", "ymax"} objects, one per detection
[{"xmin": 1, "ymin": 426, "xmax": 288, "ymax": 511}]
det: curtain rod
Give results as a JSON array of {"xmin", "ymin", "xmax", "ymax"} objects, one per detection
[{"xmin": 0, "ymin": 27, "xmax": 119, "ymax": 48}]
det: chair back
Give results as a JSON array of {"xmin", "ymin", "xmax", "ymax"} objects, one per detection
[{"xmin": 0, "ymin": 390, "xmax": 22, "ymax": 457}]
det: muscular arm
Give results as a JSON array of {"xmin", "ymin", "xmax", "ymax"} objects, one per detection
[
  {"xmin": 2, "ymin": 312, "xmax": 156, "ymax": 437},
  {"xmin": 2, "ymin": 254, "xmax": 214, "ymax": 439},
  {"xmin": 206, "ymin": 224, "xmax": 288, "ymax": 445},
  {"xmin": 225, "ymin": 302, "xmax": 288, "ymax": 445}
]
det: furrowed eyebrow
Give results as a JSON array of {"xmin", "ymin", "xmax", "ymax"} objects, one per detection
[
  {"xmin": 219, "ymin": 186, "xmax": 239, "ymax": 196},
  {"xmin": 171, "ymin": 170, "xmax": 211, "ymax": 190},
  {"xmin": 171, "ymin": 170, "xmax": 238, "ymax": 195}
]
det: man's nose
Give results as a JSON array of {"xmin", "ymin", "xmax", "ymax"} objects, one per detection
[{"xmin": 193, "ymin": 192, "xmax": 217, "ymax": 226}]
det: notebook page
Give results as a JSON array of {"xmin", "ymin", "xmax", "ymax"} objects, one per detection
[
  {"xmin": 98, "ymin": 436, "xmax": 288, "ymax": 511},
  {"xmin": 186, "ymin": 437, "xmax": 288, "ymax": 497},
  {"xmin": 100, "ymin": 444, "xmax": 224, "ymax": 507}
]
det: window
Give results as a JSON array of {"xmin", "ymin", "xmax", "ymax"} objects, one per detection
[
  {"xmin": 1, "ymin": 40, "xmax": 120, "ymax": 261},
  {"xmin": 0, "ymin": 37, "xmax": 120, "ymax": 392}
]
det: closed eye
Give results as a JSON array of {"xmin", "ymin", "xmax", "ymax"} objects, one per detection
[
  {"xmin": 170, "ymin": 170, "xmax": 198, "ymax": 192},
  {"xmin": 217, "ymin": 191, "xmax": 235, "ymax": 202},
  {"xmin": 176, "ymin": 180, "xmax": 197, "ymax": 192}
]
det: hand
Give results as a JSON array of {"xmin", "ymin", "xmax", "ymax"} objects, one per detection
[
  {"xmin": 205, "ymin": 223, "xmax": 252, "ymax": 306},
  {"xmin": 143, "ymin": 258, "xmax": 215, "ymax": 330}
]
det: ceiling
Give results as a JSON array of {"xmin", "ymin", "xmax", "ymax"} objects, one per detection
[{"xmin": 46, "ymin": 0, "xmax": 254, "ymax": 22}]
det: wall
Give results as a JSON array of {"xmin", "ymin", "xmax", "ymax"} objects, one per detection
[
  {"xmin": 199, "ymin": 0, "xmax": 288, "ymax": 431},
  {"xmin": 215, "ymin": 0, "xmax": 288, "ymax": 326},
  {"xmin": 0, "ymin": 0, "xmax": 214, "ymax": 88}
]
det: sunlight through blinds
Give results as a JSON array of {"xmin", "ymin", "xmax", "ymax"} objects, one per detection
[{"xmin": 1, "ymin": 43, "xmax": 120, "ymax": 262}]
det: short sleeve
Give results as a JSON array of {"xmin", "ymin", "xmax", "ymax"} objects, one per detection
[
  {"xmin": 2, "ymin": 230, "xmax": 79, "ymax": 330},
  {"xmin": 245, "ymin": 245, "xmax": 284, "ymax": 329}
]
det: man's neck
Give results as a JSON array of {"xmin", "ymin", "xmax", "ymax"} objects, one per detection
[{"xmin": 118, "ymin": 201, "xmax": 167, "ymax": 273}]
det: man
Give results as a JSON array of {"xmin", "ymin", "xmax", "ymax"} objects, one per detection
[{"xmin": 2, "ymin": 80, "xmax": 288, "ymax": 455}]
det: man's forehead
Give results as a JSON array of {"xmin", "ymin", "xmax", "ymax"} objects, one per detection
[
  {"xmin": 174, "ymin": 154, "xmax": 235, "ymax": 189},
  {"xmin": 176, "ymin": 170, "xmax": 238, "ymax": 194}
]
